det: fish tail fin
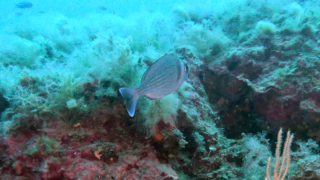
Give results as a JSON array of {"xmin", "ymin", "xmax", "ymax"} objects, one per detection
[{"xmin": 119, "ymin": 87, "xmax": 139, "ymax": 117}]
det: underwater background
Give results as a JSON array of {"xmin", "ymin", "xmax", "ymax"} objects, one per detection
[{"xmin": 1, "ymin": 0, "xmax": 320, "ymax": 179}]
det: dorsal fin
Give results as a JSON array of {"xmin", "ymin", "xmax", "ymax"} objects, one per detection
[{"xmin": 141, "ymin": 54, "xmax": 169, "ymax": 82}]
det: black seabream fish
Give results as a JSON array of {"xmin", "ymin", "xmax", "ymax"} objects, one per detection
[
  {"xmin": 119, "ymin": 54, "xmax": 189, "ymax": 117},
  {"xmin": 16, "ymin": 2, "xmax": 33, "ymax": 9}
]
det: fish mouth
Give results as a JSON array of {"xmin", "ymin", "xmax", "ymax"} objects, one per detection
[{"xmin": 184, "ymin": 64, "xmax": 189, "ymax": 75}]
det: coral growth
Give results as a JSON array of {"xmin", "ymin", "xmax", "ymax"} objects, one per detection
[{"xmin": 1, "ymin": 0, "xmax": 320, "ymax": 179}]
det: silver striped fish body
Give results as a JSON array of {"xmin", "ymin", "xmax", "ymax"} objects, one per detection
[
  {"xmin": 119, "ymin": 54, "xmax": 188, "ymax": 117},
  {"xmin": 137, "ymin": 54, "xmax": 188, "ymax": 99}
]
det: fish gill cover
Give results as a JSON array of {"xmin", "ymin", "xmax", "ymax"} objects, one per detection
[{"xmin": 0, "ymin": 0, "xmax": 320, "ymax": 179}]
